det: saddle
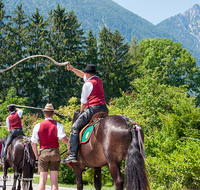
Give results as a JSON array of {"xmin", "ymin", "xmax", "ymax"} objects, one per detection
[{"xmin": 79, "ymin": 112, "xmax": 108, "ymax": 144}]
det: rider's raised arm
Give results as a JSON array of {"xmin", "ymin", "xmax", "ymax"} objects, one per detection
[
  {"xmin": 16, "ymin": 108, "xmax": 23, "ymax": 118},
  {"xmin": 67, "ymin": 63, "xmax": 84, "ymax": 78}
]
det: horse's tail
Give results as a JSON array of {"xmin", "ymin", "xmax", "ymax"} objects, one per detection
[
  {"xmin": 22, "ymin": 143, "xmax": 35, "ymax": 190},
  {"xmin": 125, "ymin": 126, "xmax": 149, "ymax": 190}
]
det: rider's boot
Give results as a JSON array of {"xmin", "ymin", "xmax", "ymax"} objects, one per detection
[{"xmin": 61, "ymin": 133, "xmax": 79, "ymax": 164}]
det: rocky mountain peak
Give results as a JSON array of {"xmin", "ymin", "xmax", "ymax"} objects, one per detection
[
  {"xmin": 182, "ymin": 4, "xmax": 200, "ymax": 20},
  {"xmin": 180, "ymin": 4, "xmax": 200, "ymax": 40}
]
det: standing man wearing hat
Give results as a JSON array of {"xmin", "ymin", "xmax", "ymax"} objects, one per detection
[
  {"xmin": 1, "ymin": 105, "xmax": 24, "ymax": 162},
  {"xmin": 31, "ymin": 103, "xmax": 68, "ymax": 190},
  {"xmin": 62, "ymin": 63, "xmax": 108, "ymax": 163}
]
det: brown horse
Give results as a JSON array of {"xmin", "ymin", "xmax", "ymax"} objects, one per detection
[
  {"xmin": 0, "ymin": 136, "xmax": 35, "ymax": 190},
  {"xmin": 67, "ymin": 110, "xmax": 149, "ymax": 190}
]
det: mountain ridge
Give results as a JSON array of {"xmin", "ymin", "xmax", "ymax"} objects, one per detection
[
  {"xmin": 2, "ymin": 0, "xmax": 200, "ymax": 65},
  {"xmin": 2, "ymin": 0, "xmax": 173, "ymax": 41},
  {"xmin": 157, "ymin": 3, "xmax": 200, "ymax": 65}
]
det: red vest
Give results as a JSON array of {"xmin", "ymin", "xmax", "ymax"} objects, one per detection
[
  {"xmin": 86, "ymin": 76, "xmax": 106, "ymax": 108},
  {"xmin": 38, "ymin": 120, "xmax": 59, "ymax": 149},
  {"xmin": 8, "ymin": 112, "xmax": 22, "ymax": 131}
]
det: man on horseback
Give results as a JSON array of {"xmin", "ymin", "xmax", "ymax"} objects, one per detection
[
  {"xmin": 62, "ymin": 63, "xmax": 108, "ymax": 164},
  {"xmin": 1, "ymin": 105, "xmax": 24, "ymax": 163},
  {"xmin": 31, "ymin": 103, "xmax": 68, "ymax": 190}
]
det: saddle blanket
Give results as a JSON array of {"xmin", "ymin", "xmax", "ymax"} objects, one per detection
[{"xmin": 80, "ymin": 122, "xmax": 99, "ymax": 144}]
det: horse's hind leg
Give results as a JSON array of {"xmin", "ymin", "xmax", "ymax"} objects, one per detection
[
  {"xmin": 29, "ymin": 180, "xmax": 33, "ymax": 190},
  {"xmin": 108, "ymin": 162, "xmax": 123, "ymax": 190},
  {"xmin": 12, "ymin": 166, "xmax": 19, "ymax": 190},
  {"xmin": 93, "ymin": 167, "xmax": 101, "ymax": 190},
  {"xmin": 17, "ymin": 168, "xmax": 22, "ymax": 190}
]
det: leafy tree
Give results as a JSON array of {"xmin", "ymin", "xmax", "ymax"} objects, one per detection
[{"xmin": 134, "ymin": 38, "xmax": 200, "ymax": 105}]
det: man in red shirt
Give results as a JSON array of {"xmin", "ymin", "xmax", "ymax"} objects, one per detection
[
  {"xmin": 31, "ymin": 103, "xmax": 68, "ymax": 190},
  {"xmin": 62, "ymin": 64, "xmax": 108, "ymax": 163},
  {"xmin": 1, "ymin": 105, "xmax": 24, "ymax": 162}
]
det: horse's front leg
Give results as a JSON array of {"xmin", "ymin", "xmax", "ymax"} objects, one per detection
[
  {"xmin": 72, "ymin": 165, "xmax": 83, "ymax": 190},
  {"xmin": 93, "ymin": 167, "xmax": 102, "ymax": 190},
  {"xmin": 3, "ymin": 164, "xmax": 8, "ymax": 190}
]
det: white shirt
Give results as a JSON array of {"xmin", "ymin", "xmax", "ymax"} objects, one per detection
[
  {"xmin": 31, "ymin": 118, "xmax": 66, "ymax": 144},
  {"xmin": 6, "ymin": 109, "xmax": 23, "ymax": 131},
  {"xmin": 81, "ymin": 75, "xmax": 99, "ymax": 104}
]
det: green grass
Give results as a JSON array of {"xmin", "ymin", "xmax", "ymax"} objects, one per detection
[{"xmin": 0, "ymin": 171, "xmax": 114, "ymax": 189}]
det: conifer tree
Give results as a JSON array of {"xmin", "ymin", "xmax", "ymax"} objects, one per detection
[
  {"xmin": 98, "ymin": 27, "xmax": 130, "ymax": 102},
  {"xmin": 46, "ymin": 5, "xmax": 85, "ymax": 107},
  {"xmin": 0, "ymin": 0, "xmax": 12, "ymax": 101},
  {"xmin": 85, "ymin": 29, "xmax": 98, "ymax": 65},
  {"xmin": 129, "ymin": 36, "xmax": 143, "ymax": 79},
  {"xmin": 6, "ymin": 3, "xmax": 28, "ymax": 97},
  {"xmin": 23, "ymin": 8, "xmax": 49, "ymax": 107}
]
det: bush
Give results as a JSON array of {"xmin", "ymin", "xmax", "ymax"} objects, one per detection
[{"xmin": 147, "ymin": 139, "xmax": 200, "ymax": 189}]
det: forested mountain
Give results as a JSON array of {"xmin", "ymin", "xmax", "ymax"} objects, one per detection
[
  {"xmin": 3, "ymin": 0, "xmax": 173, "ymax": 42},
  {"xmin": 3, "ymin": 0, "xmax": 200, "ymax": 65},
  {"xmin": 157, "ymin": 4, "xmax": 200, "ymax": 66}
]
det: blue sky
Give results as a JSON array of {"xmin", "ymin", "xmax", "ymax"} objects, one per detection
[{"xmin": 112, "ymin": 0, "xmax": 199, "ymax": 25}]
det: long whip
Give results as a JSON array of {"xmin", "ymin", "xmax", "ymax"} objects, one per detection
[
  {"xmin": 0, "ymin": 55, "xmax": 70, "ymax": 73},
  {"xmin": 11, "ymin": 104, "xmax": 68, "ymax": 117}
]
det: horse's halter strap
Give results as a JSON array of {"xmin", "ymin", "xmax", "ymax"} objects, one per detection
[{"xmin": 0, "ymin": 55, "xmax": 70, "ymax": 73}]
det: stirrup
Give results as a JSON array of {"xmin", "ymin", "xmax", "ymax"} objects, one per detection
[{"xmin": 61, "ymin": 156, "xmax": 77, "ymax": 164}]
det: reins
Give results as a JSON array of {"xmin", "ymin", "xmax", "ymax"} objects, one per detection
[
  {"xmin": 60, "ymin": 149, "xmax": 68, "ymax": 156},
  {"xmin": 0, "ymin": 55, "xmax": 70, "ymax": 73}
]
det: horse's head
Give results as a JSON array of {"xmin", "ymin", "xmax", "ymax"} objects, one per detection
[{"xmin": 72, "ymin": 109, "xmax": 81, "ymax": 124}]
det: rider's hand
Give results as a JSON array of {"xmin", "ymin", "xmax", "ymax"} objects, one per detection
[{"xmin": 67, "ymin": 63, "xmax": 74, "ymax": 71}]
